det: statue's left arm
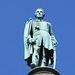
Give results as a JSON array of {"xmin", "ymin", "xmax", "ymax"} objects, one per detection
[{"xmin": 49, "ymin": 23, "xmax": 58, "ymax": 47}]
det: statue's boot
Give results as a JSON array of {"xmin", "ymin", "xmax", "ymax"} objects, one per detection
[{"xmin": 30, "ymin": 63, "xmax": 36, "ymax": 69}]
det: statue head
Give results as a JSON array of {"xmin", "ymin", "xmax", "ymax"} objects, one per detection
[{"xmin": 35, "ymin": 8, "xmax": 45, "ymax": 19}]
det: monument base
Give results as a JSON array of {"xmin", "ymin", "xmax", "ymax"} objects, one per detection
[{"xmin": 28, "ymin": 66, "xmax": 60, "ymax": 75}]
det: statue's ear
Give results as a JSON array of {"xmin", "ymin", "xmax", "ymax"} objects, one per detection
[
  {"xmin": 43, "ymin": 14, "xmax": 45, "ymax": 17},
  {"xmin": 34, "ymin": 12, "xmax": 37, "ymax": 18}
]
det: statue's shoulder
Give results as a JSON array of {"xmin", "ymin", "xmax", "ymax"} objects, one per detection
[
  {"xmin": 27, "ymin": 18, "xmax": 34, "ymax": 23},
  {"xmin": 44, "ymin": 21, "xmax": 52, "ymax": 26}
]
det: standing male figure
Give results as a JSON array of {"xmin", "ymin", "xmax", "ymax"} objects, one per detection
[{"xmin": 24, "ymin": 8, "xmax": 58, "ymax": 69}]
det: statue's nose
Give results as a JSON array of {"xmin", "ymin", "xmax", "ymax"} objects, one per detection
[{"xmin": 39, "ymin": 13, "xmax": 40, "ymax": 15}]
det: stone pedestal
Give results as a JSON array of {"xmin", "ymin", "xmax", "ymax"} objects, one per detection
[{"xmin": 28, "ymin": 66, "xmax": 60, "ymax": 75}]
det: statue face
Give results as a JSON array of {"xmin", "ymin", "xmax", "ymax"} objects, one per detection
[{"xmin": 35, "ymin": 8, "xmax": 45, "ymax": 19}]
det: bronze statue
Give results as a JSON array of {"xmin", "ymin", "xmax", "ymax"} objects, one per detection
[{"xmin": 24, "ymin": 8, "xmax": 58, "ymax": 69}]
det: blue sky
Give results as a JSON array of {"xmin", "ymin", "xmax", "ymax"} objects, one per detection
[{"xmin": 0, "ymin": 0, "xmax": 75, "ymax": 75}]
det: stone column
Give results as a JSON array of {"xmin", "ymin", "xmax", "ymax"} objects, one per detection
[{"xmin": 28, "ymin": 66, "xmax": 60, "ymax": 75}]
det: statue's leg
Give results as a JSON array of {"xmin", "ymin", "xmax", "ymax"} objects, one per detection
[
  {"xmin": 50, "ymin": 49, "xmax": 54, "ymax": 65},
  {"xmin": 41, "ymin": 48, "xmax": 49, "ymax": 66},
  {"xmin": 46, "ymin": 49, "xmax": 54, "ymax": 66},
  {"xmin": 31, "ymin": 45, "xmax": 40, "ymax": 68}
]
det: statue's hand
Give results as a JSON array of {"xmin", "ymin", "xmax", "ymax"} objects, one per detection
[
  {"xmin": 52, "ymin": 41, "xmax": 58, "ymax": 47},
  {"xmin": 28, "ymin": 38, "xmax": 36, "ymax": 45}
]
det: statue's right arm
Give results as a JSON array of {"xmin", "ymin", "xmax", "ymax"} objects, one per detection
[
  {"xmin": 24, "ymin": 19, "xmax": 32, "ymax": 46},
  {"xmin": 24, "ymin": 18, "xmax": 35, "ymax": 46},
  {"xmin": 24, "ymin": 18, "xmax": 34, "ymax": 61}
]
